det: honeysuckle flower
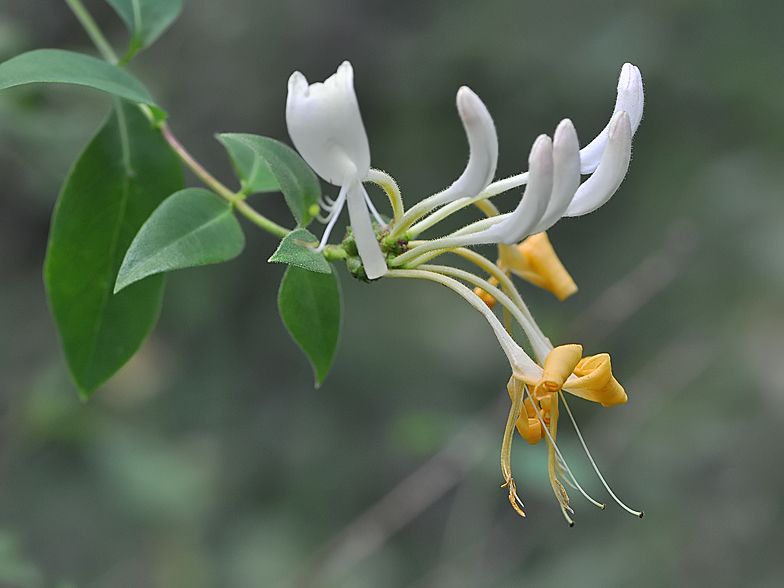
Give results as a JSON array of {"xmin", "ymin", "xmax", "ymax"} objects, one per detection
[
  {"xmin": 510, "ymin": 345, "xmax": 626, "ymax": 445},
  {"xmin": 469, "ymin": 118, "xmax": 581, "ymax": 246},
  {"xmin": 578, "ymin": 62, "xmax": 644, "ymax": 175},
  {"xmin": 564, "ymin": 110, "xmax": 632, "ymax": 217},
  {"xmin": 473, "ymin": 231, "xmax": 578, "ymax": 305},
  {"xmin": 286, "ymin": 61, "xmax": 388, "ymax": 279},
  {"xmin": 427, "ymin": 86, "xmax": 499, "ymax": 208},
  {"xmin": 504, "ymin": 344, "xmax": 638, "ymax": 522},
  {"xmin": 499, "ymin": 232, "xmax": 578, "ymax": 300},
  {"xmin": 369, "ymin": 61, "xmax": 645, "ymax": 523},
  {"xmin": 420, "ymin": 63, "xmax": 643, "ymax": 252},
  {"xmin": 387, "ymin": 261, "xmax": 640, "ymax": 522}
]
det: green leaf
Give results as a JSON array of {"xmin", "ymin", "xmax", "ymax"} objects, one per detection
[
  {"xmin": 216, "ymin": 133, "xmax": 280, "ymax": 195},
  {"xmin": 0, "ymin": 49, "xmax": 158, "ymax": 108},
  {"xmin": 44, "ymin": 100, "xmax": 183, "ymax": 397},
  {"xmin": 278, "ymin": 265, "xmax": 341, "ymax": 386},
  {"xmin": 115, "ymin": 188, "xmax": 245, "ymax": 292},
  {"xmin": 106, "ymin": 0, "xmax": 183, "ymax": 54},
  {"xmin": 268, "ymin": 229, "xmax": 331, "ymax": 274},
  {"xmin": 217, "ymin": 133, "xmax": 321, "ymax": 226}
]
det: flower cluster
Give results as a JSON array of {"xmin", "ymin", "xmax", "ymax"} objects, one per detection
[{"xmin": 285, "ymin": 61, "xmax": 644, "ymax": 523}]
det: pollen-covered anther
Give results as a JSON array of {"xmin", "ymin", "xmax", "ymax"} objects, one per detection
[{"xmin": 501, "ymin": 476, "xmax": 526, "ymax": 517}]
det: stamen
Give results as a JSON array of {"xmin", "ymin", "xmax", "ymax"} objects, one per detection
[
  {"xmin": 501, "ymin": 477, "xmax": 526, "ymax": 517},
  {"xmin": 522, "ymin": 381, "xmax": 606, "ymax": 519},
  {"xmin": 501, "ymin": 377, "xmax": 527, "ymax": 517},
  {"xmin": 522, "ymin": 383, "xmax": 575, "ymax": 481},
  {"xmin": 314, "ymin": 182, "xmax": 349, "ymax": 252},
  {"xmin": 560, "ymin": 392, "xmax": 644, "ymax": 517},
  {"xmin": 362, "ymin": 184, "xmax": 386, "ymax": 226}
]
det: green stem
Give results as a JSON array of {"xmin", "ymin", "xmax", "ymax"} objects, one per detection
[
  {"xmin": 64, "ymin": 0, "xmax": 119, "ymax": 64},
  {"xmin": 160, "ymin": 123, "xmax": 235, "ymax": 200},
  {"xmin": 64, "ymin": 0, "xmax": 291, "ymax": 242},
  {"xmin": 234, "ymin": 199, "xmax": 290, "ymax": 238},
  {"xmin": 159, "ymin": 124, "xmax": 290, "ymax": 238}
]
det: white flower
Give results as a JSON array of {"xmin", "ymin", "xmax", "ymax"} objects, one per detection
[
  {"xmin": 578, "ymin": 63, "xmax": 644, "ymax": 174},
  {"xmin": 455, "ymin": 63, "xmax": 643, "ymax": 246},
  {"xmin": 565, "ymin": 110, "xmax": 632, "ymax": 217},
  {"xmin": 469, "ymin": 119, "xmax": 581, "ymax": 245},
  {"xmin": 428, "ymin": 86, "xmax": 499, "ymax": 208},
  {"xmin": 286, "ymin": 61, "xmax": 387, "ymax": 279}
]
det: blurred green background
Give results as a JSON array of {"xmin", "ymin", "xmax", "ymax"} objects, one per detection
[{"xmin": 2, "ymin": 0, "xmax": 784, "ymax": 587}]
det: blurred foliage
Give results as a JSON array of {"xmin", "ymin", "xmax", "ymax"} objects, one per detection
[{"xmin": 1, "ymin": 0, "xmax": 784, "ymax": 587}]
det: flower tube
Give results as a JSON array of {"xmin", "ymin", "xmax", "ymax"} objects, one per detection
[
  {"xmin": 286, "ymin": 61, "xmax": 387, "ymax": 279},
  {"xmin": 427, "ymin": 86, "xmax": 499, "ymax": 208},
  {"xmin": 579, "ymin": 63, "xmax": 644, "ymax": 174}
]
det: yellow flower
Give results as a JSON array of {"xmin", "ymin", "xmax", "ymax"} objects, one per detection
[
  {"xmin": 502, "ymin": 344, "xmax": 637, "ymax": 524},
  {"xmin": 501, "ymin": 232, "xmax": 578, "ymax": 300},
  {"xmin": 474, "ymin": 231, "xmax": 577, "ymax": 305}
]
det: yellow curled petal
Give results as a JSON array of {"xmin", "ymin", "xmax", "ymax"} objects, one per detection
[
  {"xmin": 497, "ymin": 243, "xmax": 549, "ymax": 291},
  {"xmin": 520, "ymin": 418, "xmax": 544, "ymax": 445},
  {"xmin": 565, "ymin": 353, "xmax": 627, "ymax": 406},
  {"xmin": 534, "ymin": 344, "xmax": 583, "ymax": 396},
  {"xmin": 518, "ymin": 232, "xmax": 578, "ymax": 300}
]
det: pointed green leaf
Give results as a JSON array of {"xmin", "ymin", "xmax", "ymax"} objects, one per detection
[
  {"xmin": 216, "ymin": 133, "xmax": 280, "ymax": 195},
  {"xmin": 268, "ymin": 229, "xmax": 331, "ymax": 274},
  {"xmin": 0, "ymin": 49, "xmax": 158, "ymax": 108},
  {"xmin": 106, "ymin": 0, "xmax": 183, "ymax": 54},
  {"xmin": 278, "ymin": 265, "xmax": 341, "ymax": 386},
  {"xmin": 217, "ymin": 133, "xmax": 320, "ymax": 226},
  {"xmin": 115, "ymin": 188, "xmax": 245, "ymax": 292},
  {"xmin": 44, "ymin": 100, "xmax": 183, "ymax": 397}
]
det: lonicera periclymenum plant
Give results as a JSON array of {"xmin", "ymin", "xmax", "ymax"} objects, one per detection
[{"xmin": 0, "ymin": 0, "xmax": 646, "ymax": 523}]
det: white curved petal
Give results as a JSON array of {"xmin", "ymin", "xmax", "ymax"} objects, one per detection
[
  {"xmin": 462, "ymin": 134, "xmax": 553, "ymax": 246},
  {"xmin": 531, "ymin": 118, "xmax": 581, "ymax": 233},
  {"xmin": 346, "ymin": 181, "xmax": 387, "ymax": 279},
  {"xmin": 286, "ymin": 61, "xmax": 371, "ymax": 185},
  {"xmin": 579, "ymin": 63, "xmax": 643, "ymax": 174},
  {"xmin": 566, "ymin": 111, "xmax": 632, "ymax": 217},
  {"xmin": 427, "ymin": 86, "xmax": 499, "ymax": 208}
]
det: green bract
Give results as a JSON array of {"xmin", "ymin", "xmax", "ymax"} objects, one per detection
[{"xmin": 269, "ymin": 229, "xmax": 331, "ymax": 274}]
